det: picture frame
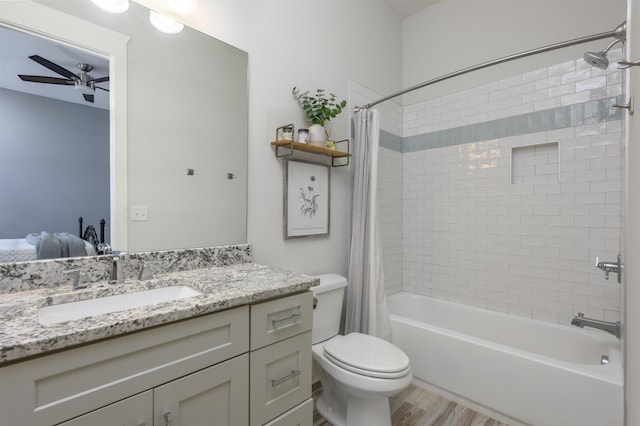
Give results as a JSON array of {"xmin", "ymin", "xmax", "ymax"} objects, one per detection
[{"xmin": 284, "ymin": 159, "xmax": 330, "ymax": 239}]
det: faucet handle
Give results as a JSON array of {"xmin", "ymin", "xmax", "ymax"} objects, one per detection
[
  {"xmin": 63, "ymin": 269, "xmax": 91, "ymax": 290},
  {"xmin": 138, "ymin": 262, "xmax": 154, "ymax": 281}
]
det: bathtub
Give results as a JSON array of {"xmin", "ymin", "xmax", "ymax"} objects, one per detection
[{"xmin": 387, "ymin": 292, "xmax": 623, "ymax": 426}]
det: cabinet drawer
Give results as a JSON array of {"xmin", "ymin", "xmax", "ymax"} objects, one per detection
[
  {"xmin": 263, "ymin": 398, "xmax": 313, "ymax": 426},
  {"xmin": 0, "ymin": 306, "xmax": 249, "ymax": 426},
  {"xmin": 250, "ymin": 332, "xmax": 312, "ymax": 426},
  {"xmin": 250, "ymin": 292, "xmax": 312, "ymax": 350}
]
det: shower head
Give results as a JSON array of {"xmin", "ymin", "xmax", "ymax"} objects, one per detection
[
  {"xmin": 583, "ymin": 21, "xmax": 627, "ymax": 69},
  {"xmin": 584, "ymin": 50, "xmax": 612, "ymax": 69}
]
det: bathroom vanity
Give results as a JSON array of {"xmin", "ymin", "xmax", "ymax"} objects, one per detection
[{"xmin": 0, "ymin": 249, "xmax": 316, "ymax": 426}]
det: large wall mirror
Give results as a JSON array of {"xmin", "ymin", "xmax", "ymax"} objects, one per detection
[{"xmin": 0, "ymin": 0, "xmax": 248, "ymax": 260}]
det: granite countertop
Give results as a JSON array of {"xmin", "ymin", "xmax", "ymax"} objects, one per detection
[{"xmin": 0, "ymin": 263, "xmax": 318, "ymax": 365}]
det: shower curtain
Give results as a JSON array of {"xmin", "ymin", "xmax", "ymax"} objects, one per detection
[{"xmin": 345, "ymin": 108, "xmax": 391, "ymax": 340}]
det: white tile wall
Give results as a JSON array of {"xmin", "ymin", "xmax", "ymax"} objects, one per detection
[
  {"xmin": 351, "ymin": 45, "xmax": 623, "ymax": 325},
  {"xmin": 512, "ymin": 142, "xmax": 559, "ymax": 185},
  {"xmin": 400, "ymin": 51, "xmax": 624, "ymax": 324},
  {"xmin": 404, "ymin": 48, "xmax": 623, "ymax": 137}
]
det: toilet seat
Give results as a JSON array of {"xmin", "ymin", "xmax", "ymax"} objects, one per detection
[{"xmin": 322, "ymin": 333, "xmax": 411, "ymax": 379}]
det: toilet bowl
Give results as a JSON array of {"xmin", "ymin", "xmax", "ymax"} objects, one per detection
[{"xmin": 311, "ymin": 274, "xmax": 412, "ymax": 426}]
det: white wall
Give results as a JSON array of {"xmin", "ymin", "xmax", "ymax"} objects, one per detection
[
  {"xmin": 136, "ymin": 0, "xmax": 404, "ymax": 276},
  {"xmin": 402, "ymin": 0, "xmax": 626, "ymax": 104}
]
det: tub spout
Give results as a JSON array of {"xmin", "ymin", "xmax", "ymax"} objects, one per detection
[{"xmin": 571, "ymin": 312, "xmax": 622, "ymax": 339}]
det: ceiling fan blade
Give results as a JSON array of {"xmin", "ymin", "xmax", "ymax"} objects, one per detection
[
  {"xmin": 83, "ymin": 94, "xmax": 95, "ymax": 103},
  {"xmin": 18, "ymin": 74, "xmax": 74, "ymax": 85},
  {"xmin": 28, "ymin": 55, "xmax": 77, "ymax": 80},
  {"xmin": 91, "ymin": 76, "xmax": 109, "ymax": 83},
  {"xmin": 95, "ymin": 86, "xmax": 109, "ymax": 92}
]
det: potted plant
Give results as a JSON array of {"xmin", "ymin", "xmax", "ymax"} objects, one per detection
[{"xmin": 292, "ymin": 87, "xmax": 347, "ymax": 146}]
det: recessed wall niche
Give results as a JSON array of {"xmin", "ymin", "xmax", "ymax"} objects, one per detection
[{"xmin": 511, "ymin": 142, "xmax": 559, "ymax": 185}]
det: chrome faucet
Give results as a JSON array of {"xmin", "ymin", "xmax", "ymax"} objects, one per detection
[
  {"xmin": 571, "ymin": 312, "xmax": 622, "ymax": 339},
  {"xmin": 109, "ymin": 251, "xmax": 128, "ymax": 284},
  {"xmin": 595, "ymin": 255, "xmax": 623, "ymax": 283}
]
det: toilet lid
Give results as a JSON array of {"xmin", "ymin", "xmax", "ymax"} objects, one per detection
[{"xmin": 323, "ymin": 333, "xmax": 411, "ymax": 379}]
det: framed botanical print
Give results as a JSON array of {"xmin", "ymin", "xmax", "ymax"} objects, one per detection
[{"xmin": 284, "ymin": 159, "xmax": 330, "ymax": 239}]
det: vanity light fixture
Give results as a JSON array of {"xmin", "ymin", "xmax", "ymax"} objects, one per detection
[
  {"xmin": 165, "ymin": 0, "xmax": 198, "ymax": 14},
  {"xmin": 90, "ymin": 0, "xmax": 129, "ymax": 13},
  {"xmin": 149, "ymin": 10, "xmax": 184, "ymax": 34}
]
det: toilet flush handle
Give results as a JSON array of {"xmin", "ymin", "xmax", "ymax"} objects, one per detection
[{"xmin": 313, "ymin": 295, "xmax": 318, "ymax": 310}]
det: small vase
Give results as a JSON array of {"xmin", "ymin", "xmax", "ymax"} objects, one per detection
[{"xmin": 308, "ymin": 124, "xmax": 326, "ymax": 143}]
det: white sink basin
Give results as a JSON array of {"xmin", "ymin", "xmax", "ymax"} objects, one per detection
[{"xmin": 38, "ymin": 285, "xmax": 202, "ymax": 325}]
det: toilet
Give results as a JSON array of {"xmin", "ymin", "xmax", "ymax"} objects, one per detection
[{"xmin": 311, "ymin": 273, "xmax": 412, "ymax": 426}]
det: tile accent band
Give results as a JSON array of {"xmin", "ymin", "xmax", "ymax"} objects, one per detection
[{"xmin": 380, "ymin": 95, "xmax": 622, "ymax": 153}]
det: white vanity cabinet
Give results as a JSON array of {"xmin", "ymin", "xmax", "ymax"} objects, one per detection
[
  {"xmin": 0, "ymin": 306, "xmax": 250, "ymax": 426},
  {"xmin": 249, "ymin": 292, "xmax": 313, "ymax": 426},
  {"xmin": 0, "ymin": 290, "xmax": 314, "ymax": 426}
]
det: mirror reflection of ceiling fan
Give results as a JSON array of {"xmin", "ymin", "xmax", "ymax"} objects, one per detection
[{"xmin": 17, "ymin": 55, "xmax": 109, "ymax": 104}]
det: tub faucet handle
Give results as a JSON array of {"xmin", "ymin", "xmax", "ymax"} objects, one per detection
[{"xmin": 595, "ymin": 255, "xmax": 622, "ymax": 282}]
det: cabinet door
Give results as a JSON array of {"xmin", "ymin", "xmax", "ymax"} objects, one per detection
[
  {"xmin": 154, "ymin": 354, "xmax": 249, "ymax": 426},
  {"xmin": 57, "ymin": 390, "xmax": 152, "ymax": 426}
]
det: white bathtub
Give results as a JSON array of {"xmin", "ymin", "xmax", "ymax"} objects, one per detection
[{"xmin": 387, "ymin": 291, "xmax": 623, "ymax": 426}]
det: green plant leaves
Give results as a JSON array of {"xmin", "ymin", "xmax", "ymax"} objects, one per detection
[{"xmin": 292, "ymin": 86, "xmax": 347, "ymax": 126}]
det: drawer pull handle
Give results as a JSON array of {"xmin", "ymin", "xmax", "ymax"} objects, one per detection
[
  {"xmin": 164, "ymin": 412, "xmax": 173, "ymax": 426},
  {"xmin": 271, "ymin": 369, "xmax": 301, "ymax": 387},
  {"xmin": 271, "ymin": 313, "xmax": 302, "ymax": 329}
]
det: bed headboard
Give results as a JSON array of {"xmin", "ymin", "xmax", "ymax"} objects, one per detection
[{"xmin": 78, "ymin": 217, "xmax": 106, "ymax": 250}]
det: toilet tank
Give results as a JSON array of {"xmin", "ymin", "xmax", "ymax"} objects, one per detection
[{"xmin": 310, "ymin": 273, "xmax": 348, "ymax": 344}]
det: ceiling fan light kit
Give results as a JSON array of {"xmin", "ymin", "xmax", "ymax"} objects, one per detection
[
  {"xmin": 90, "ymin": 0, "xmax": 130, "ymax": 14},
  {"xmin": 149, "ymin": 10, "xmax": 185, "ymax": 34}
]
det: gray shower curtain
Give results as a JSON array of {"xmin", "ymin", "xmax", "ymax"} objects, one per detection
[{"xmin": 345, "ymin": 109, "xmax": 391, "ymax": 340}]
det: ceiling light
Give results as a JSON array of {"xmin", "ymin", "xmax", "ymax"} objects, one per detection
[
  {"xmin": 90, "ymin": 0, "xmax": 129, "ymax": 14},
  {"xmin": 165, "ymin": 0, "xmax": 198, "ymax": 14},
  {"xmin": 149, "ymin": 10, "xmax": 184, "ymax": 34}
]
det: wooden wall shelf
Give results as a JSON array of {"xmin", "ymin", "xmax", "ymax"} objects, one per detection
[{"xmin": 271, "ymin": 139, "xmax": 350, "ymax": 167}]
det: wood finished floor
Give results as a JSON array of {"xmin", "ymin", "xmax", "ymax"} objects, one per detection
[{"xmin": 313, "ymin": 383, "xmax": 509, "ymax": 426}]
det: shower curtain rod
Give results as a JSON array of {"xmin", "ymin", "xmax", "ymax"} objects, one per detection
[{"xmin": 355, "ymin": 27, "xmax": 623, "ymax": 111}]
